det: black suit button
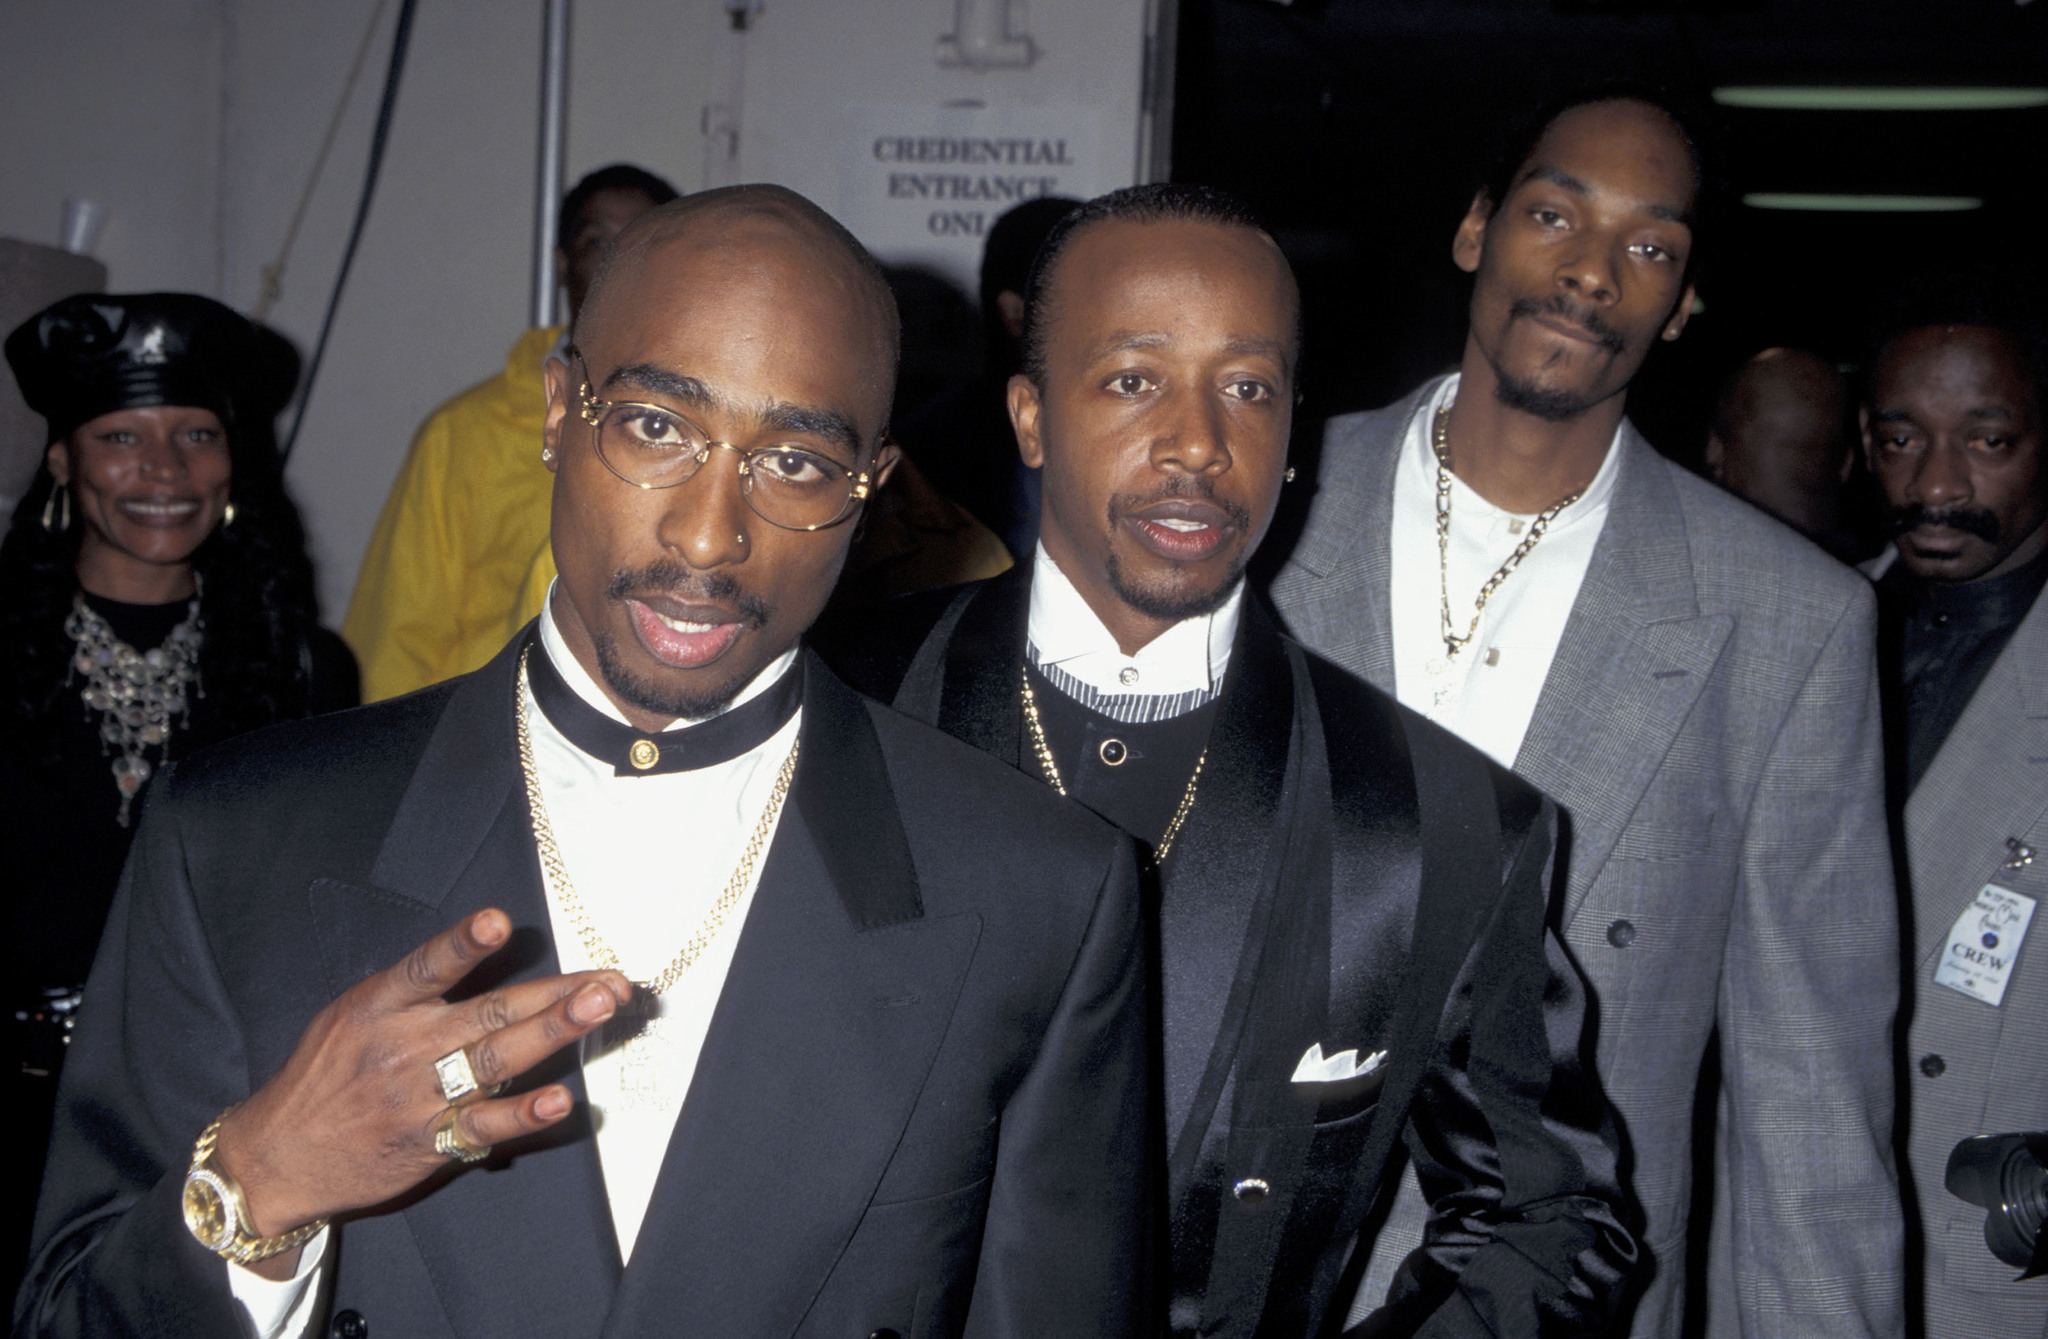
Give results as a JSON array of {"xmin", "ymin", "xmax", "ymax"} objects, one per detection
[
  {"xmin": 870, "ymin": 1331, "xmax": 902, "ymax": 1339},
  {"xmin": 1920, "ymin": 1053, "xmax": 1946, "ymax": 1078},
  {"xmin": 1233, "ymin": 1176, "xmax": 1270, "ymax": 1202},
  {"xmin": 1606, "ymin": 919, "xmax": 1637, "ymax": 948},
  {"xmin": 330, "ymin": 1311, "xmax": 368, "ymax": 1339}
]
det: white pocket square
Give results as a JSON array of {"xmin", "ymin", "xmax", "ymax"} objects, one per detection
[{"xmin": 1291, "ymin": 1042, "xmax": 1389, "ymax": 1085}]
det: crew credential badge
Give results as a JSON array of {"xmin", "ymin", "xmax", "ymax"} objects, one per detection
[{"xmin": 1934, "ymin": 884, "xmax": 2038, "ymax": 1008}]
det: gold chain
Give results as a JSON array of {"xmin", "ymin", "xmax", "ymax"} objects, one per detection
[
  {"xmin": 1020, "ymin": 667, "xmax": 1206, "ymax": 864},
  {"xmin": 1433, "ymin": 401, "xmax": 1584, "ymax": 659},
  {"xmin": 515, "ymin": 647, "xmax": 797, "ymax": 996}
]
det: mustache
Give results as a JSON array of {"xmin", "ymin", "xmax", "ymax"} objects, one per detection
[
  {"xmin": 1105, "ymin": 475, "xmax": 1253, "ymax": 530},
  {"xmin": 605, "ymin": 559, "xmax": 771, "ymax": 628},
  {"xmin": 1510, "ymin": 295, "xmax": 1628, "ymax": 355},
  {"xmin": 1887, "ymin": 504, "xmax": 2002, "ymax": 543}
]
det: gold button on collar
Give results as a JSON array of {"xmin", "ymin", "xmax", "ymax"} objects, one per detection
[{"xmin": 628, "ymin": 739, "xmax": 660, "ymax": 770}]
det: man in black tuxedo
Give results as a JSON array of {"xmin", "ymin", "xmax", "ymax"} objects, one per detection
[
  {"xmin": 18, "ymin": 186, "xmax": 1150, "ymax": 1339},
  {"xmin": 820, "ymin": 184, "xmax": 1637, "ymax": 1336}
]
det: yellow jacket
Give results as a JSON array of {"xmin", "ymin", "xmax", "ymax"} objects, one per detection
[{"xmin": 344, "ymin": 326, "xmax": 563, "ymax": 701}]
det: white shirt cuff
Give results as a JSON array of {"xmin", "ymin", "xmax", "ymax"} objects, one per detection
[{"xmin": 225, "ymin": 1224, "xmax": 330, "ymax": 1339}]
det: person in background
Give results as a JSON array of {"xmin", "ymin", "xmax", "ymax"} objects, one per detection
[
  {"xmin": 894, "ymin": 195, "xmax": 1079, "ymax": 559},
  {"xmin": 1705, "ymin": 346, "xmax": 1869, "ymax": 561},
  {"xmin": 1, "ymin": 292, "xmax": 356, "ymax": 1299},
  {"xmin": 344, "ymin": 163, "xmax": 678, "ymax": 702},
  {"xmin": 1858, "ymin": 292, "xmax": 2048, "ymax": 1339},
  {"xmin": 1271, "ymin": 83, "xmax": 1903, "ymax": 1338}
]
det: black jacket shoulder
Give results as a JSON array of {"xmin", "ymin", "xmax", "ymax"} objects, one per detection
[{"xmin": 815, "ymin": 579, "xmax": 988, "ymax": 704}]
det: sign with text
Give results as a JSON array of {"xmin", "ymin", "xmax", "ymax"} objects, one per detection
[{"xmin": 838, "ymin": 103, "xmax": 1109, "ymax": 294}]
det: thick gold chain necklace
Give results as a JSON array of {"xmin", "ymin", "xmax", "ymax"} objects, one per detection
[
  {"xmin": 515, "ymin": 646, "xmax": 797, "ymax": 997},
  {"xmin": 1020, "ymin": 668, "xmax": 1206, "ymax": 864},
  {"xmin": 1433, "ymin": 401, "xmax": 1584, "ymax": 659}
]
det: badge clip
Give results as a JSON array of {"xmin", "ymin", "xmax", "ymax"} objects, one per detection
[{"xmin": 2005, "ymin": 838, "xmax": 2035, "ymax": 871}]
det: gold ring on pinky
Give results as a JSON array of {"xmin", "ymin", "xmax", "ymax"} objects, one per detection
[
  {"xmin": 433, "ymin": 1046, "xmax": 483, "ymax": 1103},
  {"xmin": 433, "ymin": 1107, "xmax": 492, "ymax": 1164}
]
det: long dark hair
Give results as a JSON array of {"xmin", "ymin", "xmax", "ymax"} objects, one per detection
[{"xmin": 0, "ymin": 408, "xmax": 327, "ymax": 768}]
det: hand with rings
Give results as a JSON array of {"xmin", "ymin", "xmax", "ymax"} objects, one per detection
[{"xmin": 206, "ymin": 909, "xmax": 631, "ymax": 1278}]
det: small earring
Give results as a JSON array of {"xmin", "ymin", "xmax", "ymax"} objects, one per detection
[
  {"xmin": 222, "ymin": 501, "xmax": 237, "ymax": 528},
  {"xmin": 1283, "ymin": 467, "xmax": 1297, "ymax": 484},
  {"xmin": 41, "ymin": 483, "xmax": 69, "ymax": 532},
  {"xmin": 541, "ymin": 447, "xmax": 555, "ymax": 463}
]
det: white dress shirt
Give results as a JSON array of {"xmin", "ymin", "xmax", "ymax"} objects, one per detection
[
  {"xmin": 1026, "ymin": 543, "xmax": 1240, "ymax": 709},
  {"xmin": 1388, "ymin": 374, "xmax": 1620, "ymax": 769},
  {"xmin": 230, "ymin": 587, "xmax": 797, "ymax": 1337}
]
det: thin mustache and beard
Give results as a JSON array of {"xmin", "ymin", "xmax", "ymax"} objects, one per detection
[
  {"xmin": 1492, "ymin": 295, "xmax": 1630, "ymax": 423},
  {"xmin": 594, "ymin": 559, "xmax": 776, "ymax": 720},
  {"xmin": 1103, "ymin": 477, "xmax": 1255, "ymax": 623},
  {"xmin": 1887, "ymin": 502, "xmax": 2002, "ymax": 543}
]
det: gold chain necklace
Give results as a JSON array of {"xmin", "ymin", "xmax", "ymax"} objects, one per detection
[
  {"xmin": 1433, "ymin": 401, "xmax": 1584, "ymax": 659},
  {"xmin": 515, "ymin": 647, "xmax": 797, "ymax": 997},
  {"xmin": 1020, "ymin": 668, "xmax": 1206, "ymax": 864}
]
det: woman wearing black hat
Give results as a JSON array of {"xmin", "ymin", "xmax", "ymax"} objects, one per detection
[{"xmin": 0, "ymin": 292, "xmax": 357, "ymax": 1286}]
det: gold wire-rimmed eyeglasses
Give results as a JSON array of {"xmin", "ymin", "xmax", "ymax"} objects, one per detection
[{"xmin": 568, "ymin": 350, "xmax": 875, "ymax": 532}]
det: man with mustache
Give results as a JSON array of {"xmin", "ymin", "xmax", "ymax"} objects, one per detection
[
  {"xmin": 1858, "ymin": 293, "xmax": 2048, "ymax": 1339},
  {"xmin": 20, "ymin": 186, "xmax": 1152, "ymax": 1339},
  {"xmin": 825, "ymin": 183, "xmax": 1639, "ymax": 1336},
  {"xmin": 1271, "ymin": 86, "xmax": 1903, "ymax": 1338}
]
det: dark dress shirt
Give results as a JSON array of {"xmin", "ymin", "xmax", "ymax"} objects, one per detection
[{"xmin": 1878, "ymin": 548, "xmax": 2048, "ymax": 795}]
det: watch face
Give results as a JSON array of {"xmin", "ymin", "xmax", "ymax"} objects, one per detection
[{"xmin": 183, "ymin": 1169, "xmax": 236, "ymax": 1252}]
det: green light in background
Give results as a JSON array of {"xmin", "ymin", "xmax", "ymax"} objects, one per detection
[
  {"xmin": 1713, "ymin": 87, "xmax": 2048, "ymax": 112},
  {"xmin": 1742, "ymin": 193, "xmax": 1984, "ymax": 212}
]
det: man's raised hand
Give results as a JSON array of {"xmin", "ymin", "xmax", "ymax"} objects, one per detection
[{"xmin": 210, "ymin": 908, "xmax": 630, "ymax": 1274}]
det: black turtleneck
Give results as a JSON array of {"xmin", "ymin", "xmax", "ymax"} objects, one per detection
[{"xmin": 1877, "ymin": 544, "xmax": 2048, "ymax": 795}]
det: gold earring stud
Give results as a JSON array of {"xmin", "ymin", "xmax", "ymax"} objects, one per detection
[{"xmin": 222, "ymin": 501, "xmax": 236, "ymax": 528}]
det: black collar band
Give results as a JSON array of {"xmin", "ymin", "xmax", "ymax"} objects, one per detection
[{"xmin": 525, "ymin": 631, "xmax": 802, "ymax": 776}]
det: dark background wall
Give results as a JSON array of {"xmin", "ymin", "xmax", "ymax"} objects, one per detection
[{"xmin": 1172, "ymin": 0, "xmax": 2048, "ymax": 474}]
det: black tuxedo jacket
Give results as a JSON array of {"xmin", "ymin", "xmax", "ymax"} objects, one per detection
[
  {"xmin": 821, "ymin": 568, "xmax": 1638, "ymax": 1338},
  {"xmin": 18, "ymin": 638, "xmax": 1152, "ymax": 1339}
]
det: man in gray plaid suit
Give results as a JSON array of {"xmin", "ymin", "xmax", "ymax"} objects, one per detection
[{"xmin": 1270, "ymin": 86, "xmax": 1903, "ymax": 1338}]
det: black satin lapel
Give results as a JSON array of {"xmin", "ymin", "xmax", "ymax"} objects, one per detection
[
  {"xmin": 1310, "ymin": 653, "xmax": 1422, "ymax": 1052},
  {"xmin": 368, "ymin": 632, "xmax": 529, "ymax": 911},
  {"xmin": 797, "ymin": 653, "xmax": 922, "ymax": 928},
  {"xmin": 1197, "ymin": 639, "xmax": 1337, "ymax": 1337},
  {"xmin": 938, "ymin": 564, "xmax": 1031, "ymax": 766},
  {"xmin": 373, "ymin": 779, "xmax": 619, "ymax": 1338},
  {"xmin": 603, "ymin": 817, "xmax": 982, "ymax": 1339},
  {"xmin": 1206, "ymin": 599, "xmax": 1297, "ymax": 822}
]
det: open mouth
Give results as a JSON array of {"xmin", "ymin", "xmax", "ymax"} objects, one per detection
[
  {"xmin": 1119, "ymin": 499, "xmax": 1239, "ymax": 563},
  {"xmin": 115, "ymin": 496, "xmax": 205, "ymax": 526},
  {"xmin": 627, "ymin": 599, "xmax": 745, "ymax": 670}
]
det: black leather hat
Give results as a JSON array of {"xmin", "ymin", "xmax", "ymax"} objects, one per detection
[{"xmin": 4, "ymin": 292, "xmax": 265, "ymax": 443}]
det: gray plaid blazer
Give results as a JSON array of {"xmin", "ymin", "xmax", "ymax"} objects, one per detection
[
  {"xmin": 1270, "ymin": 378, "xmax": 1903, "ymax": 1339},
  {"xmin": 1897, "ymin": 570, "xmax": 2048, "ymax": 1339}
]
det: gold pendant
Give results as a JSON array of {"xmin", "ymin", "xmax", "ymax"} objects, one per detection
[{"xmin": 597, "ymin": 981, "xmax": 662, "ymax": 1052}]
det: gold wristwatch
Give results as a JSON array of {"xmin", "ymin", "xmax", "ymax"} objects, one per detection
[{"xmin": 181, "ymin": 1114, "xmax": 328, "ymax": 1265}]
